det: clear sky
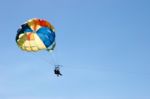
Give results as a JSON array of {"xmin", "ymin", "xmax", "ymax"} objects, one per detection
[{"xmin": 0, "ymin": 0, "xmax": 150, "ymax": 99}]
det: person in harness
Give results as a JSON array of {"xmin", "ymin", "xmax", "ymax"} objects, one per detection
[{"xmin": 54, "ymin": 65, "xmax": 62, "ymax": 77}]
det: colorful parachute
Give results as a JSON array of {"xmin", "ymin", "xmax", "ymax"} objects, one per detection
[{"xmin": 16, "ymin": 18, "xmax": 56, "ymax": 52}]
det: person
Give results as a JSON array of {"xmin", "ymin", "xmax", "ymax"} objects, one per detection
[{"xmin": 54, "ymin": 65, "xmax": 62, "ymax": 77}]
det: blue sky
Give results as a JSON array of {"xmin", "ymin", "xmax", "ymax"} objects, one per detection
[{"xmin": 0, "ymin": 0, "xmax": 150, "ymax": 99}]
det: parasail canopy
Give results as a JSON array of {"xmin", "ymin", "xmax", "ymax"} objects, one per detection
[{"xmin": 16, "ymin": 18, "xmax": 56, "ymax": 52}]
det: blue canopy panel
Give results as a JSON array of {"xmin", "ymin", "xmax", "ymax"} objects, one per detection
[{"xmin": 36, "ymin": 27, "xmax": 55, "ymax": 48}]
